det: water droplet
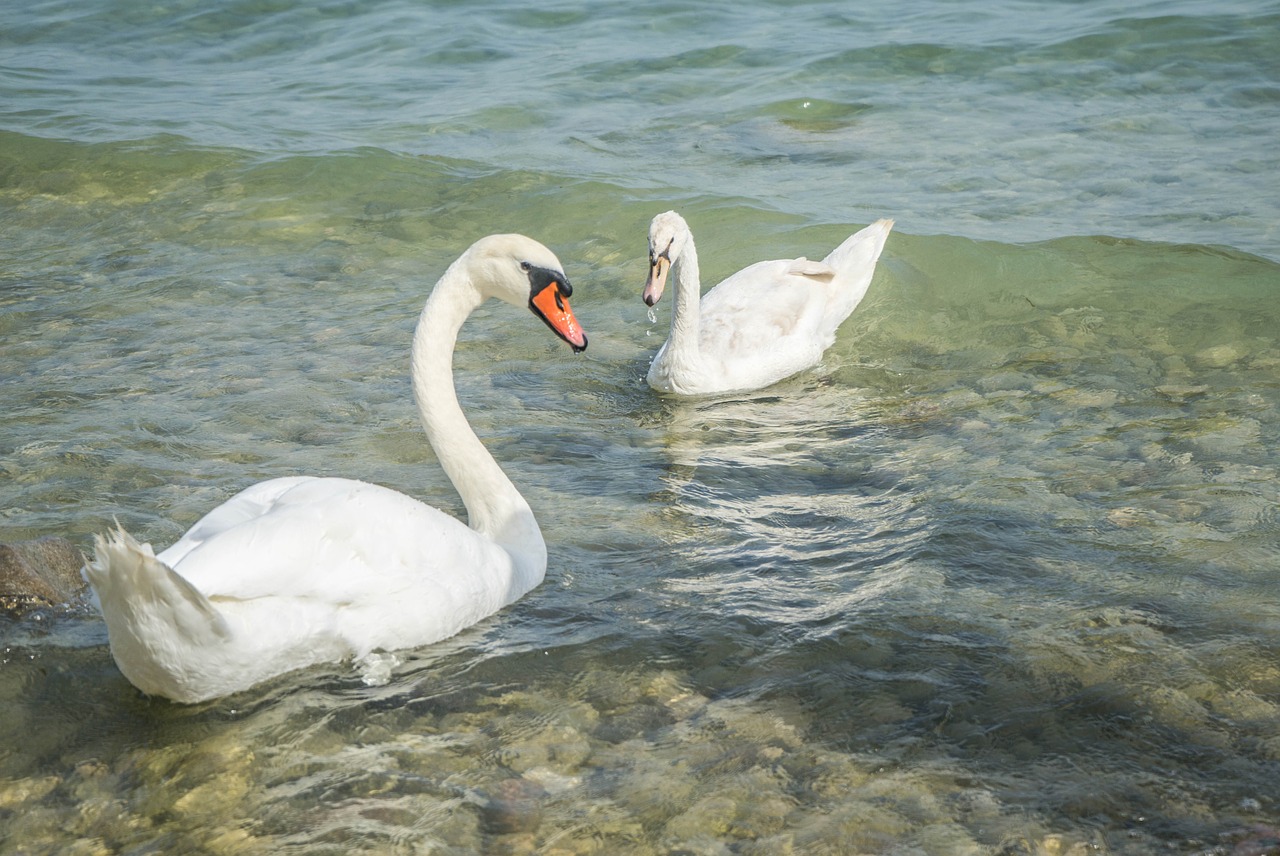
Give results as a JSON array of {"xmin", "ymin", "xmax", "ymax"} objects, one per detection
[{"xmin": 646, "ymin": 306, "xmax": 657, "ymax": 324}]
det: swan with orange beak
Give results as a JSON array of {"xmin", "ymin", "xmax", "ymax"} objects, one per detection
[{"xmin": 87, "ymin": 234, "xmax": 589, "ymax": 703}]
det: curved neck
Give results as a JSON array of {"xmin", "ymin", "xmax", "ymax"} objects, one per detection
[
  {"xmin": 666, "ymin": 235, "xmax": 704, "ymax": 360},
  {"xmin": 410, "ymin": 258, "xmax": 545, "ymax": 571}
]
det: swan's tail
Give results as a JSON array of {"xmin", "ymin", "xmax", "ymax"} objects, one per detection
[
  {"xmin": 86, "ymin": 524, "xmax": 231, "ymax": 699},
  {"xmin": 819, "ymin": 218, "xmax": 894, "ymax": 330}
]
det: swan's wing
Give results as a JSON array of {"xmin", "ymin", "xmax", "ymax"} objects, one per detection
[
  {"xmin": 667, "ymin": 258, "xmax": 840, "ymax": 392},
  {"xmin": 160, "ymin": 476, "xmax": 320, "ymax": 566},
  {"xmin": 699, "ymin": 260, "xmax": 833, "ymax": 356},
  {"xmin": 162, "ymin": 477, "xmax": 502, "ymax": 607}
]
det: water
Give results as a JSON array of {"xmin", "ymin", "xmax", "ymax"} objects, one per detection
[{"xmin": 2, "ymin": 0, "xmax": 1279, "ymax": 852}]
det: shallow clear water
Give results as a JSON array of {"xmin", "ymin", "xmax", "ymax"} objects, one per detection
[{"xmin": 2, "ymin": 1, "xmax": 1279, "ymax": 853}]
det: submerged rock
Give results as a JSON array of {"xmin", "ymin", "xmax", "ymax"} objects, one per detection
[
  {"xmin": 479, "ymin": 776, "xmax": 548, "ymax": 834},
  {"xmin": 1193, "ymin": 343, "xmax": 1247, "ymax": 369},
  {"xmin": 0, "ymin": 536, "xmax": 87, "ymax": 614}
]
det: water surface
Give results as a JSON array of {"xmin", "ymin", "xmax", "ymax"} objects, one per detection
[{"xmin": 2, "ymin": 1, "xmax": 1279, "ymax": 853}]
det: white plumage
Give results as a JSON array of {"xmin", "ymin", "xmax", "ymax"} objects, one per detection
[
  {"xmin": 642, "ymin": 211, "xmax": 893, "ymax": 396},
  {"xmin": 86, "ymin": 234, "xmax": 588, "ymax": 703}
]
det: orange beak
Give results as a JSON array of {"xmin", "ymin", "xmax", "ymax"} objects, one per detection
[{"xmin": 530, "ymin": 282, "xmax": 588, "ymax": 352}]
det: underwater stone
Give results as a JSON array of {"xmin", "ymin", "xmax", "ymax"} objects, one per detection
[
  {"xmin": 203, "ymin": 827, "xmax": 261, "ymax": 855},
  {"xmin": 0, "ymin": 800, "xmax": 66, "ymax": 847},
  {"xmin": 479, "ymin": 776, "xmax": 548, "ymax": 834},
  {"xmin": 798, "ymin": 752, "xmax": 875, "ymax": 798},
  {"xmin": 664, "ymin": 794, "xmax": 738, "ymax": 839},
  {"xmin": 1193, "ymin": 343, "xmax": 1246, "ymax": 368},
  {"xmin": 659, "ymin": 836, "xmax": 733, "ymax": 856},
  {"xmin": 913, "ymin": 822, "xmax": 985, "ymax": 854},
  {"xmin": 1215, "ymin": 689, "xmax": 1280, "ymax": 723},
  {"xmin": 605, "ymin": 741, "xmax": 699, "ymax": 820},
  {"xmin": 498, "ymin": 737, "xmax": 551, "ymax": 773},
  {"xmin": 1052, "ymin": 387, "xmax": 1119, "ymax": 409},
  {"xmin": 541, "ymin": 725, "xmax": 593, "ymax": 771},
  {"xmin": 0, "ymin": 536, "xmax": 87, "ymax": 613},
  {"xmin": 739, "ymin": 834, "xmax": 796, "ymax": 856},
  {"xmin": 1035, "ymin": 833, "xmax": 1098, "ymax": 855},
  {"xmin": 168, "ymin": 772, "xmax": 251, "ymax": 822},
  {"xmin": 1154, "ymin": 383, "xmax": 1209, "ymax": 399},
  {"xmin": 796, "ymin": 798, "xmax": 911, "ymax": 852},
  {"xmin": 0, "ymin": 775, "xmax": 60, "ymax": 808},
  {"xmin": 1143, "ymin": 686, "xmax": 1213, "ymax": 732},
  {"xmin": 59, "ymin": 839, "xmax": 112, "ymax": 856}
]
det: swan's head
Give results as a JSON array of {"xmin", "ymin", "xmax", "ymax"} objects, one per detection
[
  {"xmin": 467, "ymin": 234, "xmax": 588, "ymax": 352},
  {"xmin": 642, "ymin": 211, "xmax": 691, "ymax": 307}
]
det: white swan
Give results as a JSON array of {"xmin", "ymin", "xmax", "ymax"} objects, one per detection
[
  {"xmin": 642, "ymin": 211, "xmax": 893, "ymax": 396},
  {"xmin": 85, "ymin": 234, "xmax": 588, "ymax": 704}
]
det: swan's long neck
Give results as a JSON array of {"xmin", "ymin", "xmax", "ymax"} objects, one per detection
[
  {"xmin": 666, "ymin": 231, "xmax": 704, "ymax": 363},
  {"xmin": 410, "ymin": 260, "xmax": 545, "ymax": 572}
]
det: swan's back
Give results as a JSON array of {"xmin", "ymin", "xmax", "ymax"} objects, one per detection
[
  {"xmin": 692, "ymin": 260, "xmax": 833, "ymax": 388},
  {"xmin": 164, "ymin": 477, "xmax": 532, "ymax": 623}
]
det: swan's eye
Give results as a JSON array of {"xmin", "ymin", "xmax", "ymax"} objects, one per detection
[
  {"xmin": 525, "ymin": 264, "xmax": 573, "ymax": 299},
  {"xmin": 520, "ymin": 261, "xmax": 532, "ymax": 272}
]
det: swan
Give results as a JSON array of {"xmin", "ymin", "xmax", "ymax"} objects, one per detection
[
  {"xmin": 641, "ymin": 211, "xmax": 893, "ymax": 396},
  {"xmin": 85, "ymin": 234, "xmax": 588, "ymax": 704}
]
